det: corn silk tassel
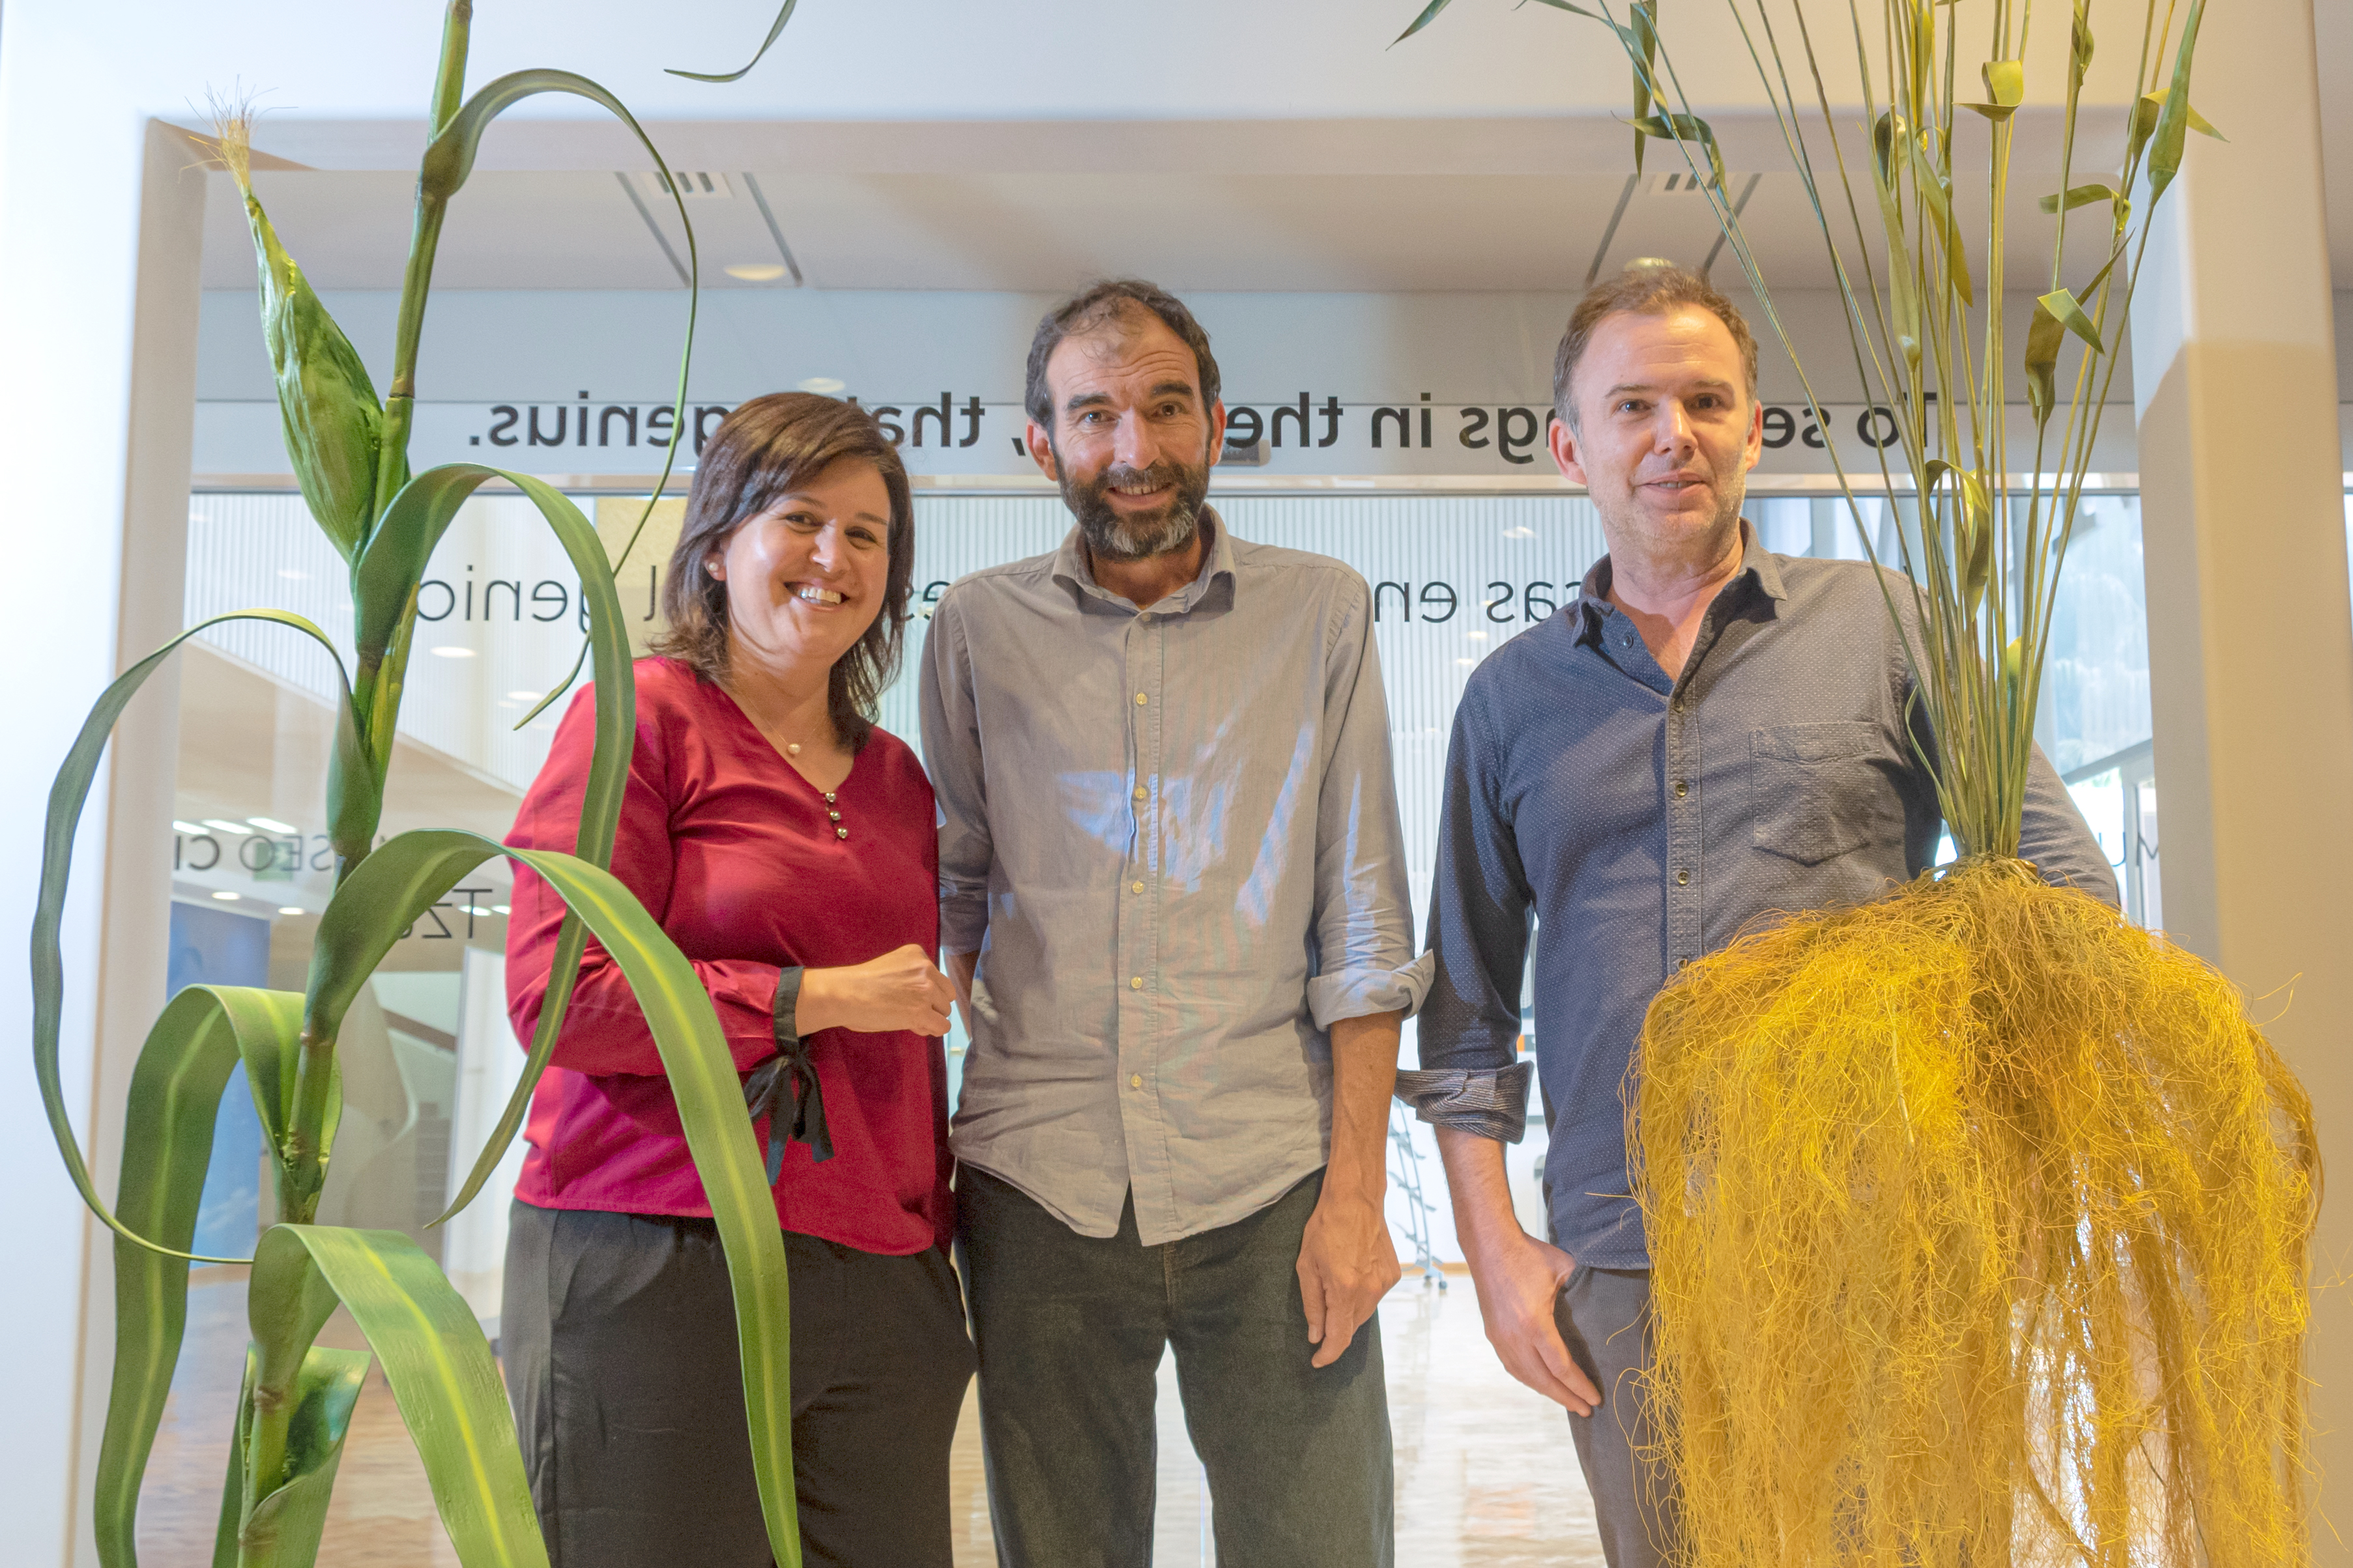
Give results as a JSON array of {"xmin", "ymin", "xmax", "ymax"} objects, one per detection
[{"xmin": 1389, "ymin": 0, "xmax": 2330, "ymax": 1558}]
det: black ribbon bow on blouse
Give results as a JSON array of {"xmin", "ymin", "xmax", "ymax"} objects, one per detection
[{"xmin": 743, "ymin": 967, "xmax": 833, "ymax": 1183}]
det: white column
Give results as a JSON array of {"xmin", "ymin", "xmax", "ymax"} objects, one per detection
[{"xmin": 2128, "ymin": 0, "xmax": 2353, "ymax": 1544}]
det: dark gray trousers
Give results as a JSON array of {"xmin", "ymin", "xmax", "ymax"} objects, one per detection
[
  {"xmin": 1556, "ymin": 1266, "xmax": 1682, "ymax": 1568},
  {"xmin": 502, "ymin": 1200, "xmax": 974, "ymax": 1568},
  {"xmin": 959, "ymin": 1167, "xmax": 1394, "ymax": 1568}
]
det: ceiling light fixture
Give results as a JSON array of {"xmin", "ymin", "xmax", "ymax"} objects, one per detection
[
  {"xmin": 278, "ymin": 906, "xmax": 304, "ymax": 916},
  {"xmin": 725, "ymin": 263, "xmax": 788, "ymax": 282},
  {"xmin": 172, "ymin": 820, "xmax": 206, "ymax": 835},
  {"xmin": 248, "ymin": 816, "xmax": 298, "ymax": 833},
  {"xmin": 506, "ymin": 690, "xmax": 541, "ymax": 702},
  {"xmin": 201, "ymin": 819, "xmax": 252, "ymax": 835},
  {"xmin": 799, "ymin": 377, "xmax": 846, "ymax": 395},
  {"xmin": 210, "ymin": 890, "xmax": 239, "ymax": 901},
  {"xmin": 431, "ymin": 646, "xmax": 476, "ymax": 659}
]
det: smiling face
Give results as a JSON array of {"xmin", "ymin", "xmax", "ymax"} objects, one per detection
[
  {"xmin": 1026, "ymin": 308, "xmax": 1225, "ymax": 562},
  {"xmin": 706, "ymin": 457, "xmax": 894, "ymax": 679},
  {"xmin": 1550, "ymin": 305, "xmax": 1764, "ymax": 566}
]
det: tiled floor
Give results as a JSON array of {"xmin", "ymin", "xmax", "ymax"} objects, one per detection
[{"xmin": 139, "ymin": 1271, "xmax": 1604, "ymax": 1566}]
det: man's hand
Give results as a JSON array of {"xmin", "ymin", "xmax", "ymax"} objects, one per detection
[
  {"xmin": 1300, "ymin": 1008, "xmax": 1406, "ymax": 1367},
  {"xmin": 1464, "ymin": 1226, "xmax": 1598, "ymax": 1415},
  {"xmin": 1297, "ymin": 1184, "xmax": 1402, "ymax": 1368},
  {"xmin": 1434, "ymin": 1124, "xmax": 1602, "ymax": 1415}
]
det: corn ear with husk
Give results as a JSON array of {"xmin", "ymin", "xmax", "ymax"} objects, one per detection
[
  {"xmin": 1398, "ymin": 2, "xmax": 2317, "ymax": 1563},
  {"xmin": 211, "ymin": 102, "xmax": 399, "ymax": 563}
]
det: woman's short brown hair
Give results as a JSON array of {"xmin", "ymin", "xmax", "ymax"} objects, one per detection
[{"xmin": 651, "ymin": 392, "xmax": 914, "ymax": 751}]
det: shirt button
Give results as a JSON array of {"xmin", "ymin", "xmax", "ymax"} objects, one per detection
[
  {"xmin": 1134, "ymin": 692, "xmax": 1148, "ymax": 706},
  {"xmin": 1131, "ymin": 976, "xmax": 1144, "ymax": 990},
  {"xmin": 1672, "ymin": 780, "xmax": 1689, "ymax": 799},
  {"xmin": 1133, "ymin": 785, "xmax": 1148, "ymax": 801},
  {"xmin": 1678, "ymin": 956, "xmax": 1692, "ymax": 969},
  {"xmin": 1675, "ymin": 868, "xmax": 1691, "ymax": 885},
  {"xmin": 1130, "ymin": 1074, "xmax": 1143, "ymax": 1089},
  {"xmin": 1131, "ymin": 881, "xmax": 1144, "ymax": 894}
]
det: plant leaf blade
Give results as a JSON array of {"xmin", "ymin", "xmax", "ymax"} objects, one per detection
[
  {"xmin": 253, "ymin": 1225, "xmax": 547, "ymax": 1568},
  {"xmin": 33, "ymin": 613, "xmax": 361, "ymax": 1262},
  {"xmin": 669, "ymin": 0, "xmax": 801, "ymax": 81}
]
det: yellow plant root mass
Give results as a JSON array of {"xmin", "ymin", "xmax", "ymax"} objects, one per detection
[{"xmin": 1636, "ymin": 857, "xmax": 2318, "ymax": 1568}]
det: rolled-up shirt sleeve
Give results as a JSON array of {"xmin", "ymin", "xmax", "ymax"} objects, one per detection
[
  {"xmin": 919, "ymin": 588, "xmax": 994, "ymax": 956},
  {"xmin": 1398, "ymin": 683, "xmax": 1535, "ymax": 1141},
  {"xmin": 1305, "ymin": 578, "xmax": 1431, "ymax": 1029}
]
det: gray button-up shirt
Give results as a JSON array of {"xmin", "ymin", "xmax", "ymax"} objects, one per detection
[
  {"xmin": 1409, "ymin": 526, "xmax": 2117, "ymax": 1268},
  {"xmin": 919, "ymin": 511, "xmax": 1428, "ymax": 1245}
]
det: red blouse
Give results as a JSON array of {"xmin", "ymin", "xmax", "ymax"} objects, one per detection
[{"xmin": 503, "ymin": 656, "xmax": 951, "ymax": 1255}]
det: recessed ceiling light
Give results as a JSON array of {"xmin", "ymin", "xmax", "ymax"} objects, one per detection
[
  {"xmin": 1464, "ymin": 631, "xmax": 1490, "ymax": 643},
  {"xmin": 725, "ymin": 263, "xmax": 789, "ymax": 282},
  {"xmin": 210, "ymin": 890, "xmax": 239, "ymax": 901},
  {"xmin": 506, "ymin": 690, "xmax": 541, "ymax": 702},
  {"xmin": 172, "ymin": 820, "xmax": 205, "ymax": 835},
  {"xmin": 798, "ymin": 377, "xmax": 846, "ymax": 395},
  {"xmin": 277, "ymin": 906, "xmax": 304, "ymax": 916},
  {"xmin": 431, "ymin": 646, "xmax": 476, "ymax": 659},
  {"xmin": 278, "ymin": 567, "xmax": 310, "ymax": 580},
  {"xmin": 201, "ymin": 819, "xmax": 252, "ymax": 835},
  {"xmin": 248, "ymin": 816, "xmax": 298, "ymax": 833},
  {"xmin": 1456, "ymin": 657, "xmax": 1478, "ymax": 667},
  {"xmin": 492, "ymin": 904, "xmax": 512, "ymax": 915}
]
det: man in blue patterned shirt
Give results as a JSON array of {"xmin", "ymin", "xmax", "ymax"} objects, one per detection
[{"xmin": 1401, "ymin": 264, "xmax": 2115, "ymax": 1567}]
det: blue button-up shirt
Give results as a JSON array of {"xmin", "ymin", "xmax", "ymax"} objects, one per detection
[
  {"xmin": 919, "ymin": 511, "xmax": 1428, "ymax": 1245},
  {"xmin": 1413, "ymin": 527, "xmax": 2116, "ymax": 1268}
]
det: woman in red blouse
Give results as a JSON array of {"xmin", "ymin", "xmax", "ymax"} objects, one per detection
[{"xmin": 501, "ymin": 392, "xmax": 970, "ymax": 1568}]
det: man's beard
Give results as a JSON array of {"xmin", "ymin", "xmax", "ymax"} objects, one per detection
[{"xmin": 1060, "ymin": 452, "xmax": 1211, "ymax": 563}]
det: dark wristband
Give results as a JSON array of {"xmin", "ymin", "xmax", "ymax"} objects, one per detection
[{"xmin": 742, "ymin": 966, "xmax": 833, "ymax": 1181}]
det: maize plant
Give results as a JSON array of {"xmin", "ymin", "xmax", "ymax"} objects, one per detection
[
  {"xmin": 31, "ymin": 3, "xmax": 806, "ymax": 1564},
  {"xmin": 1401, "ymin": 2, "xmax": 2319, "ymax": 1563}
]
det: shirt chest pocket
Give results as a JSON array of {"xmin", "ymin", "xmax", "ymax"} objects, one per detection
[{"xmin": 1748, "ymin": 721, "xmax": 1893, "ymax": 866}]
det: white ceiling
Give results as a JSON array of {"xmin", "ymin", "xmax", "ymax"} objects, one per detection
[{"xmin": 179, "ymin": 1, "xmax": 2350, "ymax": 299}]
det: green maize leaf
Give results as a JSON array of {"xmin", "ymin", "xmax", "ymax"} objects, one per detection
[
  {"xmin": 2040, "ymin": 182, "xmax": 2122, "ymax": 214},
  {"xmin": 1868, "ymin": 114, "xmax": 1923, "ymax": 370},
  {"xmin": 300, "ymin": 829, "xmax": 800, "ymax": 1563},
  {"xmin": 1905, "ymin": 133, "xmax": 1975, "ymax": 306},
  {"xmin": 94, "ymin": 985, "xmax": 311, "ymax": 1568},
  {"xmin": 2072, "ymin": 1, "xmax": 2095, "ymax": 83},
  {"xmin": 212, "ymin": 1354, "xmax": 254, "ymax": 1568},
  {"xmin": 2038, "ymin": 286, "xmax": 2107, "ymax": 356},
  {"xmin": 240, "ymin": 192, "xmax": 401, "ymax": 563},
  {"xmin": 2146, "ymin": 0, "xmax": 2217, "ymax": 201},
  {"xmin": 33, "ymin": 612, "xmax": 366, "ymax": 1259},
  {"xmin": 339, "ymin": 466, "xmax": 630, "ymax": 1221},
  {"xmin": 250, "ymin": 1225, "xmax": 547, "ymax": 1568},
  {"xmin": 670, "ymin": 0, "xmax": 801, "ymax": 80},
  {"xmin": 2131, "ymin": 87, "xmax": 2225, "ymax": 169},
  {"xmin": 228, "ymin": 1344, "xmax": 370, "ymax": 1568},
  {"xmin": 1630, "ymin": 113, "xmax": 1727, "ymax": 191}
]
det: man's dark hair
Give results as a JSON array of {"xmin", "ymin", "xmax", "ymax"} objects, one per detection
[
  {"xmin": 1553, "ymin": 261, "xmax": 1761, "ymax": 431},
  {"xmin": 1024, "ymin": 279, "xmax": 1222, "ymax": 428}
]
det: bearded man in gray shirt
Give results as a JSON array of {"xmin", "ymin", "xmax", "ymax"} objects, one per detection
[
  {"xmin": 919, "ymin": 279, "xmax": 1426, "ymax": 1567},
  {"xmin": 1402, "ymin": 264, "xmax": 2115, "ymax": 1567}
]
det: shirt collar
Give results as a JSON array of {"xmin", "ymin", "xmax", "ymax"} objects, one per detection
[
  {"xmin": 1570, "ymin": 517, "xmax": 1787, "ymax": 645},
  {"xmin": 1050, "ymin": 504, "xmax": 1235, "ymax": 614}
]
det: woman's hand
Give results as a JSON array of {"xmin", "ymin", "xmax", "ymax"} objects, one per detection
[{"xmin": 794, "ymin": 945, "xmax": 957, "ymax": 1037}]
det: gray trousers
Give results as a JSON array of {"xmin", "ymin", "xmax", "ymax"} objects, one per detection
[{"xmin": 1555, "ymin": 1266, "xmax": 1681, "ymax": 1568}]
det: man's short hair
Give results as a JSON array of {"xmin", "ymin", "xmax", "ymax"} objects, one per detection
[
  {"xmin": 1553, "ymin": 262, "xmax": 1760, "ymax": 431},
  {"xmin": 1024, "ymin": 279, "xmax": 1222, "ymax": 429}
]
